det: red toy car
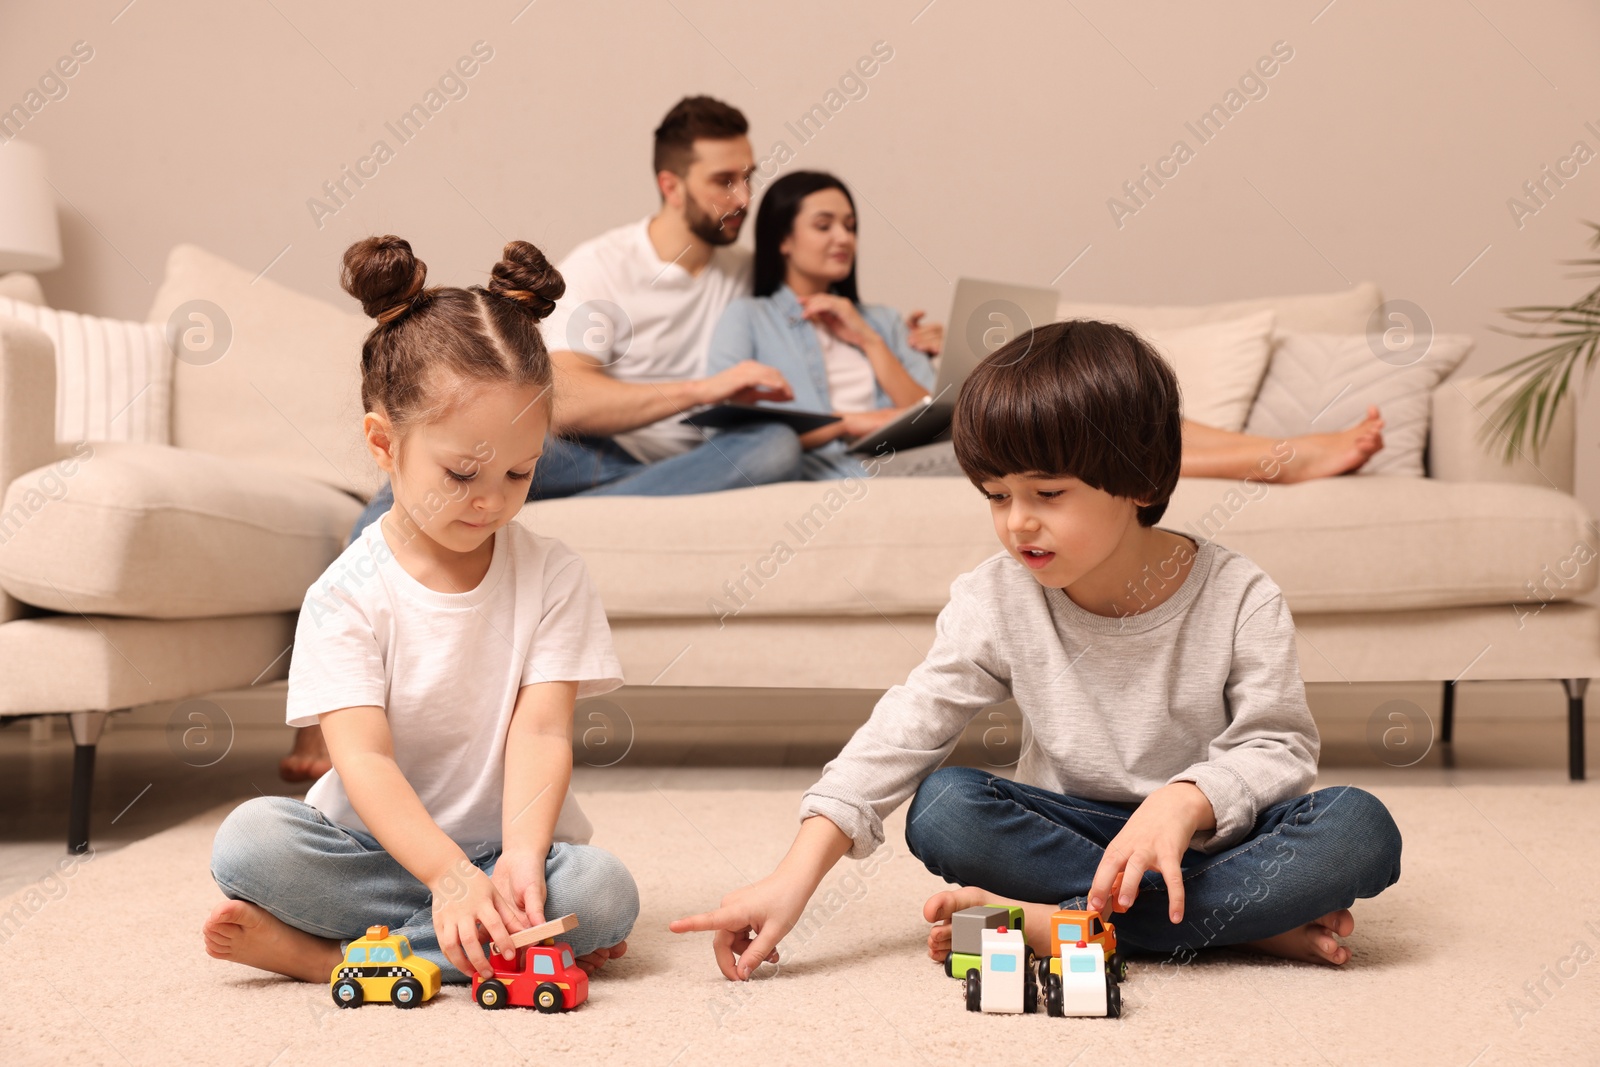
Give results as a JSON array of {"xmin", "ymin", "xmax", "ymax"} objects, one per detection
[{"xmin": 471, "ymin": 913, "xmax": 589, "ymax": 1013}]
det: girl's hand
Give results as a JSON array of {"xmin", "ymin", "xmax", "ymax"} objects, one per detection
[
  {"xmin": 668, "ymin": 869, "xmax": 812, "ymax": 981},
  {"xmin": 1086, "ymin": 782, "xmax": 1215, "ymax": 924},
  {"xmin": 491, "ymin": 846, "xmax": 548, "ymax": 930},
  {"xmin": 800, "ymin": 293, "xmax": 876, "ymax": 350},
  {"xmin": 429, "ymin": 860, "xmax": 527, "ymax": 978}
]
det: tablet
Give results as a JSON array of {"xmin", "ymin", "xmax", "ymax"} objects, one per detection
[{"xmin": 680, "ymin": 403, "xmax": 841, "ymax": 433}]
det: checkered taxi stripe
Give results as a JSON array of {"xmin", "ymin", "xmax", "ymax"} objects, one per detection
[{"xmin": 336, "ymin": 966, "xmax": 415, "ymax": 980}]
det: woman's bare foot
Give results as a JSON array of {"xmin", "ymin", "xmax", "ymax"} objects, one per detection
[
  {"xmin": 573, "ymin": 940, "xmax": 629, "ymax": 975},
  {"xmin": 203, "ymin": 899, "xmax": 344, "ymax": 982},
  {"xmin": 924, "ymin": 887, "xmax": 1055, "ymax": 960},
  {"xmin": 280, "ymin": 725, "xmax": 332, "ymax": 782},
  {"xmin": 1276, "ymin": 406, "xmax": 1385, "ymax": 483},
  {"xmin": 1241, "ymin": 909, "xmax": 1355, "ymax": 965}
]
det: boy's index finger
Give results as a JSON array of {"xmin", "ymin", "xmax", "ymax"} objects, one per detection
[
  {"xmin": 668, "ymin": 907, "xmax": 732, "ymax": 934},
  {"xmin": 1087, "ymin": 855, "xmax": 1123, "ymax": 913}
]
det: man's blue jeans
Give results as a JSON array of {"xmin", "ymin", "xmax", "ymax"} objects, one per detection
[
  {"xmin": 347, "ymin": 422, "xmax": 803, "ymax": 546},
  {"xmin": 211, "ymin": 796, "xmax": 640, "ymax": 984},
  {"xmin": 904, "ymin": 766, "xmax": 1402, "ymax": 955}
]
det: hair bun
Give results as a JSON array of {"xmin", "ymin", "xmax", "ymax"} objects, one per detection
[
  {"xmin": 342, "ymin": 235, "xmax": 427, "ymax": 325},
  {"xmin": 488, "ymin": 240, "xmax": 565, "ymax": 321}
]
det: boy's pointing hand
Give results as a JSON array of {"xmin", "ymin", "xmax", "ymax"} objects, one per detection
[
  {"xmin": 669, "ymin": 874, "xmax": 808, "ymax": 981},
  {"xmin": 1087, "ymin": 782, "xmax": 1215, "ymax": 924}
]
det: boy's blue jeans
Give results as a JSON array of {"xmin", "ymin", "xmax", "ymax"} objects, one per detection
[
  {"xmin": 904, "ymin": 766, "xmax": 1401, "ymax": 955},
  {"xmin": 210, "ymin": 796, "xmax": 640, "ymax": 984}
]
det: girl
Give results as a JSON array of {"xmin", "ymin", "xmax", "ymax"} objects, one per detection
[
  {"xmin": 203, "ymin": 235, "xmax": 638, "ymax": 986},
  {"xmin": 705, "ymin": 170, "xmax": 943, "ymax": 481}
]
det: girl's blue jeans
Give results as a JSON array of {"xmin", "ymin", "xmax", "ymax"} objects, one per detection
[
  {"xmin": 904, "ymin": 766, "xmax": 1402, "ymax": 955},
  {"xmin": 210, "ymin": 796, "xmax": 640, "ymax": 983}
]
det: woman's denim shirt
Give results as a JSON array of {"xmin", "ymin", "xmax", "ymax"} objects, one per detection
[{"xmin": 705, "ymin": 284, "xmax": 936, "ymax": 415}]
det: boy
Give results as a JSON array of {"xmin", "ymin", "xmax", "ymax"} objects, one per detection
[{"xmin": 670, "ymin": 319, "xmax": 1402, "ymax": 979}]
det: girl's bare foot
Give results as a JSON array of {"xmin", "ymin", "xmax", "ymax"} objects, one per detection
[
  {"xmin": 1276, "ymin": 406, "xmax": 1385, "ymax": 483},
  {"xmin": 1241, "ymin": 909, "xmax": 1355, "ymax": 965},
  {"xmin": 280, "ymin": 725, "xmax": 332, "ymax": 782},
  {"xmin": 203, "ymin": 899, "xmax": 343, "ymax": 982},
  {"xmin": 573, "ymin": 939, "xmax": 629, "ymax": 975},
  {"xmin": 923, "ymin": 887, "xmax": 1055, "ymax": 960}
]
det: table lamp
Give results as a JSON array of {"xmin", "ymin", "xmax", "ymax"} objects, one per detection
[{"xmin": 0, "ymin": 141, "xmax": 63, "ymax": 272}]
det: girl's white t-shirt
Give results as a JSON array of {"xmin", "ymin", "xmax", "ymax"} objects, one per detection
[{"xmin": 286, "ymin": 518, "xmax": 625, "ymax": 852}]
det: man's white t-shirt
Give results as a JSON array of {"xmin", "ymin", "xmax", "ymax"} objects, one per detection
[
  {"xmin": 540, "ymin": 216, "xmax": 752, "ymax": 464},
  {"xmin": 286, "ymin": 518, "xmax": 625, "ymax": 852}
]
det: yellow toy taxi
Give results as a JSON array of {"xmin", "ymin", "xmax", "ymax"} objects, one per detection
[{"xmin": 330, "ymin": 925, "xmax": 442, "ymax": 1009}]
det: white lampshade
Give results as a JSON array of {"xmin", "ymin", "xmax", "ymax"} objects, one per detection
[{"xmin": 0, "ymin": 141, "xmax": 62, "ymax": 273}]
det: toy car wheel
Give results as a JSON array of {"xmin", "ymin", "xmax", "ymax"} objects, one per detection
[
  {"xmin": 1107, "ymin": 951, "xmax": 1128, "ymax": 983},
  {"xmin": 534, "ymin": 982, "xmax": 564, "ymax": 1014},
  {"xmin": 331, "ymin": 978, "xmax": 363, "ymax": 1009},
  {"xmin": 1045, "ymin": 973, "xmax": 1064, "ymax": 1018},
  {"xmin": 1105, "ymin": 975, "xmax": 1122, "ymax": 1019},
  {"xmin": 391, "ymin": 977, "xmax": 424, "ymax": 1008},
  {"xmin": 475, "ymin": 978, "xmax": 509, "ymax": 1009},
  {"xmin": 943, "ymin": 956, "xmax": 952, "ymax": 978},
  {"xmin": 1023, "ymin": 968, "xmax": 1039, "ymax": 1014},
  {"xmin": 964, "ymin": 972, "xmax": 981, "ymax": 1013}
]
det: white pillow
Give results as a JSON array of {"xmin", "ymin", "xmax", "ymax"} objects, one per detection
[
  {"xmin": 0, "ymin": 294, "xmax": 173, "ymax": 446},
  {"xmin": 1243, "ymin": 331, "xmax": 1474, "ymax": 477},
  {"xmin": 1139, "ymin": 311, "xmax": 1277, "ymax": 432}
]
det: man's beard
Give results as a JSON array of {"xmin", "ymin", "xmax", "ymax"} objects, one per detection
[{"xmin": 684, "ymin": 192, "xmax": 743, "ymax": 246}]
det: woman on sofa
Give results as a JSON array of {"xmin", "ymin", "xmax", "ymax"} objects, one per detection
[{"xmin": 705, "ymin": 170, "xmax": 940, "ymax": 480}]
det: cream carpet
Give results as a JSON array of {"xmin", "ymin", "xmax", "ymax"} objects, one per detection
[{"xmin": 3, "ymin": 783, "xmax": 1597, "ymax": 1066}]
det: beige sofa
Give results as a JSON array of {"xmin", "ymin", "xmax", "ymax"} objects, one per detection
[{"xmin": 1, "ymin": 247, "xmax": 1595, "ymax": 852}]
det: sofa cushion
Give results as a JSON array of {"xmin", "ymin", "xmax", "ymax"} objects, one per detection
[
  {"xmin": 0, "ymin": 294, "xmax": 174, "ymax": 446},
  {"xmin": 146, "ymin": 245, "xmax": 384, "ymax": 502},
  {"xmin": 516, "ymin": 474, "xmax": 1596, "ymax": 619},
  {"xmin": 1144, "ymin": 312, "xmax": 1276, "ymax": 432},
  {"xmin": 1244, "ymin": 331, "xmax": 1473, "ymax": 477},
  {"xmin": 1058, "ymin": 281, "xmax": 1382, "ymax": 335},
  {"xmin": 0, "ymin": 443, "xmax": 362, "ymax": 618}
]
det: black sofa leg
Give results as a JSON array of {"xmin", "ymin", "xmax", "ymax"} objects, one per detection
[
  {"xmin": 1440, "ymin": 680, "xmax": 1455, "ymax": 744},
  {"xmin": 1561, "ymin": 679, "xmax": 1588, "ymax": 782},
  {"xmin": 66, "ymin": 711, "xmax": 109, "ymax": 854}
]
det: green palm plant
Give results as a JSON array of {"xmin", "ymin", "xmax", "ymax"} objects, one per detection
[{"xmin": 1483, "ymin": 219, "xmax": 1600, "ymax": 462}]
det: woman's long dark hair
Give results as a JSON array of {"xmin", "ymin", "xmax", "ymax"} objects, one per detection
[{"xmin": 752, "ymin": 170, "xmax": 861, "ymax": 303}]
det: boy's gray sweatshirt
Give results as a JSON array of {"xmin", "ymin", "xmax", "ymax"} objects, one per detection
[{"xmin": 800, "ymin": 535, "xmax": 1320, "ymax": 859}]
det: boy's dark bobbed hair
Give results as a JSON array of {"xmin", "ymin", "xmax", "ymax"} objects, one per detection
[{"xmin": 951, "ymin": 319, "xmax": 1183, "ymax": 527}]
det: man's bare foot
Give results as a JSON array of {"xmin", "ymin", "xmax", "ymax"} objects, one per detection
[
  {"xmin": 203, "ymin": 899, "xmax": 344, "ymax": 982},
  {"xmin": 924, "ymin": 887, "xmax": 1054, "ymax": 960},
  {"xmin": 1241, "ymin": 909, "xmax": 1355, "ymax": 965},
  {"xmin": 1275, "ymin": 406, "xmax": 1385, "ymax": 483},
  {"xmin": 280, "ymin": 724, "xmax": 332, "ymax": 782},
  {"xmin": 573, "ymin": 940, "xmax": 628, "ymax": 975}
]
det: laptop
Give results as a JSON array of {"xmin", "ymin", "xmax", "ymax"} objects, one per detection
[
  {"xmin": 843, "ymin": 277, "xmax": 1060, "ymax": 456},
  {"xmin": 680, "ymin": 276, "xmax": 1060, "ymax": 450}
]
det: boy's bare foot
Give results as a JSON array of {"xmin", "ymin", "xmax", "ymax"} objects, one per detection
[
  {"xmin": 1275, "ymin": 407, "xmax": 1385, "ymax": 483},
  {"xmin": 280, "ymin": 724, "xmax": 332, "ymax": 782},
  {"xmin": 573, "ymin": 940, "xmax": 629, "ymax": 975},
  {"xmin": 924, "ymin": 887, "xmax": 1054, "ymax": 960},
  {"xmin": 1241, "ymin": 909, "xmax": 1355, "ymax": 965},
  {"xmin": 203, "ymin": 899, "xmax": 343, "ymax": 983}
]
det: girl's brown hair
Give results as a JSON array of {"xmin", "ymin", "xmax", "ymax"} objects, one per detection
[{"xmin": 340, "ymin": 234, "xmax": 565, "ymax": 445}]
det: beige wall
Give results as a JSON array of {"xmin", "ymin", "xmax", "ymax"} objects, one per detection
[{"xmin": 5, "ymin": 0, "xmax": 1600, "ymax": 514}]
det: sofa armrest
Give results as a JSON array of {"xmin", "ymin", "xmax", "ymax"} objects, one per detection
[
  {"xmin": 1428, "ymin": 372, "xmax": 1576, "ymax": 492},
  {"xmin": 0, "ymin": 317, "xmax": 62, "ymax": 625}
]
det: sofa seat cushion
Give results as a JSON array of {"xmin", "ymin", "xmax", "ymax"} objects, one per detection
[
  {"xmin": 0, "ymin": 443, "xmax": 362, "ymax": 618},
  {"xmin": 517, "ymin": 475, "xmax": 1596, "ymax": 619}
]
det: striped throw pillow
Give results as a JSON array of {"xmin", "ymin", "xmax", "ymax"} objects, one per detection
[{"xmin": 0, "ymin": 295, "xmax": 173, "ymax": 445}]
